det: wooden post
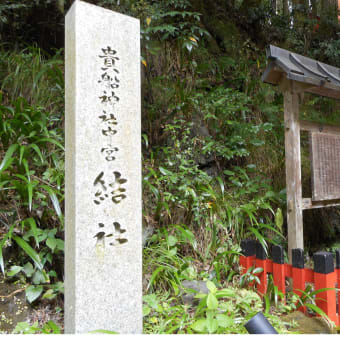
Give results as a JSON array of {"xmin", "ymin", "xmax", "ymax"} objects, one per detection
[
  {"xmin": 255, "ymin": 242, "xmax": 268, "ymax": 295},
  {"xmin": 272, "ymin": 245, "xmax": 286, "ymax": 299},
  {"xmin": 313, "ymin": 252, "xmax": 337, "ymax": 324},
  {"xmin": 283, "ymin": 81, "xmax": 304, "ymax": 262},
  {"xmin": 240, "ymin": 240, "xmax": 256, "ymax": 275},
  {"xmin": 292, "ymin": 248, "xmax": 306, "ymax": 313}
]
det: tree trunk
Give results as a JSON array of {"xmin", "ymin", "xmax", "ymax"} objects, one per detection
[{"xmin": 283, "ymin": 0, "xmax": 289, "ymax": 15}]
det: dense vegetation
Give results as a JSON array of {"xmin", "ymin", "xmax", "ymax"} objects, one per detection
[{"xmin": 0, "ymin": 0, "xmax": 340, "ymax": 334}]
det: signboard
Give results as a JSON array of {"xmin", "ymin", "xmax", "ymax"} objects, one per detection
[{"xmin": 310, "ymin": 132, "xmax": 340, "ymax": 201}]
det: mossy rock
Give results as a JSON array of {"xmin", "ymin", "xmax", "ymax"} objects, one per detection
[{"xmin": 282, "ymin": 311, "xmax": 336, "ymax": 334}]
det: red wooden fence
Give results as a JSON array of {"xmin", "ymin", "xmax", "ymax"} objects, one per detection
[{"xmin": 239, "ymin": 240, "xmax": 340, "ymax": 326}]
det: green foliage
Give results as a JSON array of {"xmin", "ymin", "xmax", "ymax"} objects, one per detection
[
  {"xmin": 143, "ymin": 281, "xmax": 292, "ymax": 334},
  {"xmin": 143, "ymin": 226, "xmax": 197, "ymax": 292},
  {"xmin": 0, "ymin": 47, "xmax": 64, "ymax": 113},
  {"xmin": 0, "ymin": 65, "xmax": 64, "ymax": 306},
  {"xmin": 141, "ymin": 0, "xmax": 209, "ymax": 53},
  {"xmin": 13, "ymin": 320, "xmax": 60, "ymax": 334},
  {"xmin": 1, "ymin": 0, "xmax": 340, "ymax": 334}
]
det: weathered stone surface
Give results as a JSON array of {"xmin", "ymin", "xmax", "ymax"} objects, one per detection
[
  {"xmin": 181, "ymin": 280, "xmax": 209, "ymax": 306},
  {"xmin": 65, "ymin": 0, "xmax": 141, "ymax": 334},
  {"xmin": 282, "ymin": 311, "xmax": 336, "ymax": 334}
]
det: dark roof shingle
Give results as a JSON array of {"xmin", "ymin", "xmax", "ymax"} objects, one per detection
[{"xmin": 262, "ymin": 45, "xmax": 340, "ymax": 99}]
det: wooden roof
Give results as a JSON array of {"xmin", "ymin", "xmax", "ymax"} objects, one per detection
[{"xmin": 262, "ymin": 45, "xmax": 340, "ymax": 100}]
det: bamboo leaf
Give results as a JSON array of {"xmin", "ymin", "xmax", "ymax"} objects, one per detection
[
  {"xmin": 36, "ymin": 138, "xmax": 64, "ymax": 151},
  {"xmin": 23, "ymin": 218, "xmax": 39, "ymax": 248},
  {"xmin": 27, "ymin": 182, "xmax": 33, "ymax": 212},
  {"xmin": 216, "ymin": 176, "xmax": 224, "ymax": 195},
  {"xmin": 40, "ymin": 184, "xmax": 62, "ymax": 218},
  {"xmin": 12, "ymin": 235, "xmax": 43, "ymax": 270},
  {"xmin": 305, "ymin": 303, "xmax": 328, "ymax": 318},
  {"xmin": 19, "ymin": 145, "xmax": 26, "ymax": 165},
  {"xmin": 249, "ymin": 227, "xmax": 267, "ymax": 256},
  {"xmin": 0, "ymin": 143, "xmax": 18, "ymax": 172},
  {"xmin": 147, "ymin": 266, "xmax": 163, "ymax": 290},
  {"xmin": 29, "ymin": 144, "xmax": 44, "ymax": 164}
]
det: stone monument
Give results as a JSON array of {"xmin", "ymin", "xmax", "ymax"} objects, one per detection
[{"xmin": 65, "ymin": 0, "xmax": 141, "ymax": 333}]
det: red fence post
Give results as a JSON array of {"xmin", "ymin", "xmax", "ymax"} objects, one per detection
[
  {"xmin": 313, "ymin": 251, "xmax": 337, "ymax": 325},
  {"xmin": 272, "ymin": 245, "xmax": 286, "ymax": 299},
  {"xmin": 240, "ymin": 239, "xmax": 256, "ymax": 276},
  {"xmin": 255, "ymin": 242, "xmax": 268, "ymax": 295},
  {"xmin": 336, "ymin": 250, "xmax": 340, "ymax": 326},
  {"xmin": 292, "ymin": 248, "xmax": 306, "ymax": 313}
]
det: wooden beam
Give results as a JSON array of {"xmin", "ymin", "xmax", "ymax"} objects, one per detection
[
  {"xmin": 300, "ymin": 120, "xmax": 340, "ymax": 135},
  {"xmin": 302, "ymin": 198, "xmax": 340, "ymax": 210},
  {"xmin": 283, "ymin": 80, "xmax": 304, "ymax": 263}
]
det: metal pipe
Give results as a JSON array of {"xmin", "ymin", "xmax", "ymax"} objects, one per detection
[{"xmin": 244, "ymin": 312, "xmax": 278, "ymax": 334}]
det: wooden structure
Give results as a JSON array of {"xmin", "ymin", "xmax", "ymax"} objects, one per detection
[{"xmin": 262, "ymin": 45, "xmax": 340, "ymax": 261}]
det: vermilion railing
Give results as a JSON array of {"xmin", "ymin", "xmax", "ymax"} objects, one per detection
[{"xmin": 239, "ymin": 240, "xmax": 340, "ymax": 326}]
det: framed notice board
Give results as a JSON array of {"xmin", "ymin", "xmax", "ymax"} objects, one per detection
[{"xmin": 310, "ymin": 132, "xmax": 340, "ymax": 201}]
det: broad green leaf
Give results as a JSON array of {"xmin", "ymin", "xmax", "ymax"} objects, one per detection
[
  {"xmin": 56, "ymin": 239, "xmax": 64, "ymax": 251},
  {"xmin": 143, "ymin": 305, "xmax": 151, "ymax": 316},
  {"xmin": 206, "ymin": 280, "xmax": 217, "ymax": 294},
  {"xmin": 23, "ymin": 262, "xmax": 35, "ymax": 277},
  {"xmin": 207, "ymin": 292, "xmax": 218, "ymax": 310},
  {"xmin": 53, "ymin": 281, "xmax": 64, "ymax": 294},
  {"xmin": 46, "ymin": 237, "xmax": 57, "ymax": 252},
  {"xmin": 42, "ymin": 289, "xmax": 56, "ymax": 300},
  {"xmin": 167, "ymin": 235, "xmax": 177, "ymax": 247},
  {"xmin": 43, "ymin": 321, "xmax": 60, "ymax": 334},
  {"xmin": 206, "ymin": 316, "xmax": 218, "ymax": 334},
  {"xmin": 25, "ymin": 285, "xmax": 43, "ymax": 303},
  {"xmin": 48, "ymin": 270, "xmax": 57, "ymax": 278},
  {"xmin": 194, "ymin": 293, "xmax": 207, "ymax": 299},
  {"xmin": 7, "ymin": 265, "xmax": 23, "ymax": 277},
  {"xmin": 0, "ymin": 144, "xmax": 18, "ymax": 172},
  {"xmin": 12, "ymin": 235, "xmax": 43, "ymax": 270},
  {"xmin": 191, "ymin": 319, "xmax": 206, "ymax": 332},
  {"xmin": 143, "ymin": 294, "xmax": 159, "ymax": 309},
  {"xmin": 32, "ymin": 270, "xmax": 46, "ymax": 284},
  {"xmin": 13, "ymin": 321, "xmax": 39, "ymax": 334},
  {"xmin": 216, "ymin": 314, "xmax": 233, "ymax": 328}
]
